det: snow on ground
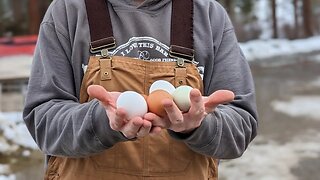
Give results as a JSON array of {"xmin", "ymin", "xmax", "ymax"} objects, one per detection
[
  {"xmin": 0, "ymin": 164, "xmax": 15, "ymax": 180},
  {"xmin": 271, "ymin": 96, "xmax": 320, "ymax": 121},
  {"xmin": 0, "ymin": 112, "xmax": 38, "ymax": 152},
  {"xmin": 220, "ymin": 131, "xmax": 320, "ymax": 180},
  {"xmin": 0, "ymin": 175, "xmax": 15, "ymax": 180},
  {"xmin": 0, "ymin": 113, "xmax": 37, "ymax": 180},
  {"xmin": 0, "ymin": 164, "xmax": 10, "ymax": 175},
  {"xmin": 240, "ymin": 36, "xmax": 320, "ymax": 61}
]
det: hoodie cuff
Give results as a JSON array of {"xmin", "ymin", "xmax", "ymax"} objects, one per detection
[{"xmin": 91, "ymin": 100, "xmax": 128, "ymax": 148}]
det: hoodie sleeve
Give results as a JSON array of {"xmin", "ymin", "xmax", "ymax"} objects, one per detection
[
  {"xmin": 22, "ymin": 4, "xmax": 128, "ymax": 157},
  {"xmin": 168, "ymin": 2, "xmax": 258, "ymax": 159}
]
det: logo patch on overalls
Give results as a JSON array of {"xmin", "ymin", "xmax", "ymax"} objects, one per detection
[
  {"xmin": 109, "ymin": 36, "xmax": 176, "ymax": 62},
  {"xmin": 110, "ymin": 36, "xmax": 204, "ymax": 79}
]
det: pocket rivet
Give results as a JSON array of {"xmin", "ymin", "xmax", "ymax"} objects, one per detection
[
  {"xmin": 104, "ymin": 72, "xmax": 109, "ymax": 76},
  {"xmin": 179, "ymin": 80, "xmax": 184, "ymax": 84}
]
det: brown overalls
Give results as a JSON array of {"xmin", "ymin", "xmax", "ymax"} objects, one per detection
[{"xmin": 45, "ymin": 0, "xmax": 218, "ymax": 179}]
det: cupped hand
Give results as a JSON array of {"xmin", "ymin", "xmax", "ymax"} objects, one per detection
[
  {"xmin": 144, "ymin": 89, "xmax": 235, "ymax": 133},
  {"xmin": 87, "ymin": 85, "xmax": 160, "ymax": 139}
]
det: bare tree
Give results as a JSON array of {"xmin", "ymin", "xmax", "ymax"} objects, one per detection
[
  {"xmin": 224, "ymin": 0, "xmax": 235, "ymax": 22},
  {"xmin": 12, "ymin": 0, "xmax": 22, "ymax": 23},
  {"xmin": 28, "ymin": 0, "xmax": 51, "ymax": 34},
  {"xmin": 271, "ymin": 0, "xmax": 278, "ymax": 38},
  {"xmin": 28, "ymin": 0, "xmax": 41, "ymax": 34},
  {"xmin": 302, "ymin": 0, "xmax": 314, "ymax": 37},
  {"xmin": 293, "ymin": 0, "xmax": 299, "ymax": 38}
]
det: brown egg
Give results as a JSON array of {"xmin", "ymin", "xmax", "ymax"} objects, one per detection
[
  {"xmin": 146, "ymin": 90, "xmax": 173, "ymax": 117},
  {"xmin": 141, "ymin": 94, "xmax": 148, "ymax": 101}
]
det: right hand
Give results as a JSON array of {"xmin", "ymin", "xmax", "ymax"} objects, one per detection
[
  {"xmin": 144, "ymin": 89, "xmax": 235, "ymax": 133},
  {"xmin": 87, "ymin": 85, "xmax": 161, "ymax": 139}
]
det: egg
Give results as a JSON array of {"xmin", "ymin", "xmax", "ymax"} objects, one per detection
[
  {"xmin": 147, "ymin": 89, "xmax": 173, "ymax": 117},
  {"xmin": 116, "ymin": 91, "xmax": 148, "ymax": 119},
  {"xmin": 141, "ymin": 94, "xmax": 148, "ymax": 101},
  {"xmin": 172, "ymin": 85, "xmax": 193, "ymax": 112},
  {"xmin": 149, "ymin": 80, "xmax": 176, "ymax": 95}
]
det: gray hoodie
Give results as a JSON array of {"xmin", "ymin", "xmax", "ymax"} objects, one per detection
[{"xmin": 23, "ymin": 0, "xmax": 258, "ymax": 159}]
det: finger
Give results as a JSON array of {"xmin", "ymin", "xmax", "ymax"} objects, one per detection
[
  {"xmin": 163, "ymin": 98, "xmax": 184, "ymax": 125},
  {"xmin": 110, "ymin": 108, "xmax": 127, "ymax": 130},
  {"xmin": 87, "ymin": 85, "xmax": 116, "ymax": 108},
  {"xmin": 136, "ymin": 120, "xmax": 152, "ymax": 137},
  {"xmin": 109, "ymin": 91, "xmax": 122, "ymax": 101},
  {"xmin": 144, "ymin": 112, "xmax": 169, "ymax": 128},
  {"xmin": 188, "ymin": 89, "xmax": 205, "ymax": 118},
  {"xmin": 202, "ymin": 96, "xmax": 208, "ymax": 103},
  {"xmin": 122, "ymin": 117, "xmax": 144, "ymax": 138},
  {"xmin": 205, "ymin": 90, "xmax": 235, "ymax": 113},
  {"xmin": 150, "ymin": 126, "xmax": 162, "ymax": 135}
]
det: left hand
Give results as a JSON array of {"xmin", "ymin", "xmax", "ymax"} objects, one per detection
[{"xmin": 144, "ymin": 88, "xmax": 235, "ymax": 133}]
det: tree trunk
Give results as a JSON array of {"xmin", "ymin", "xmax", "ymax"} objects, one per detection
[
  {"xmin": 39, "ymin": 0, "xmax": 51, "ymax": 20},
  {"xmin": 28, "ymin": 0, "xmax": 41, "ymax": 34},
  {"xmin": 225, "ymin": 0, "xmax": 235, "ymax": 22},
  {"xmin": 12, "ymin": 0, "xmax": 21, "ymax": 23},
  {"xmin": 271, "ymin": 0, "xmax": 278, "ymax": 38},
  {"xmin": 293, "ymin": 0, "xmax": 299, "ymax": 38},
  {"xmin": 302, "ymin": 0, "xmax": 313, "ymax": 37}
]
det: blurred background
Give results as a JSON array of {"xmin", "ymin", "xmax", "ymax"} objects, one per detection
[{"xmin": 0, "ymin": 0, "xmax": 320, "ymax": 179}]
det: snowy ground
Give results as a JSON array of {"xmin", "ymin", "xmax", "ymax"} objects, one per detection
[
  {"xmin": 1, "ymin": 36, "xmax": 320, "ymax": 179},
  {"xmin": 0, "ymin": 112, "xmax": 40, "ymax": 180},
  {"xmin": 220, "ymin": 47, "xmax": 320, "ymax": 180},
  {"xmin": 240, "ymin": 36, "xmax": 320, "ymax": 61},
  {"xmin": 220, "ymin": 133, "xmax": 320, "ymax": 180}
]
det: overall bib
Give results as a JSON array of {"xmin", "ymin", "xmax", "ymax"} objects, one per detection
[{"xmin": 45, "ymin": 0, "xmax": 218, "ymax": 179}]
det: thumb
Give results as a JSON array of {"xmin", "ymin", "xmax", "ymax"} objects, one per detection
[
  {"xmin": 87, "ymin": 85, "xmax": 116, "ymax": 108},
  {"xmin": 204, "ymin": 90, "xmax": 235, "ymax": 113}
]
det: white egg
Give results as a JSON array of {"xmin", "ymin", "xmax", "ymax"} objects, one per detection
[
  {"xmin": 116, "ymin": 91, "xmax": 148, "ymax": 119},
  {"xmin": 149, "ymin": 80, "xmax": 176, "ymax": 95},
  {"xmin": 172, "ymin": 85, "xmax": 193, "ymax": 112}
]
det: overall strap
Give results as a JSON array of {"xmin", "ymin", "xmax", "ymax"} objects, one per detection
[
  {"xmin": 170, "ymin": 0, "xmax": 194, "ymax": 61},
  {"xmin": 85, "ymin": 0, "xmax": 116, "ymax": 54},
  {"xmin": 85, "ymin": 0, "xmax": 194, "ymax": 60}
]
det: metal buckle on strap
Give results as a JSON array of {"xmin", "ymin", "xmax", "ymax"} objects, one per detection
[
  {"xmin": 89, "ymin": 37, "xmax": 116, "ymax": 54},
  {"xmin": 100, "ymin": 49, "xmax": 109, "ymax": 58},
  {"xmin": 169, "ymin": 45, "xmax": 195, "ymax": 64},
  {"xmin": 176, "ymin": 58, "xmax": 185, "ymax": 67}
]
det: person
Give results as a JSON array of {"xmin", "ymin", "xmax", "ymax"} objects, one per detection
[{"xmin": 23, "ymin": 0, "xmax": 258, "ymax": 179}]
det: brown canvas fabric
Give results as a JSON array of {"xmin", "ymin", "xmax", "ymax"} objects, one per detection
[{"xmin": 44, "ymin": 56, "xmax": 218, "ymax": 180}]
